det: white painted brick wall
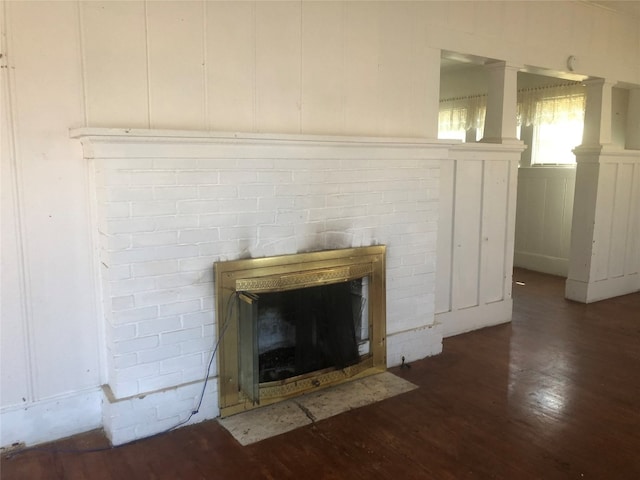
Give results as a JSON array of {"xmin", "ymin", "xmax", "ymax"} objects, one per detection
[{"xmin": 82, "ymin": 130, "xmax": 447, "ymax": 445}]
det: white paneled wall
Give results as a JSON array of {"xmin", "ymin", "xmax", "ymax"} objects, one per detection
[
  {"xmin": 1, "ymin": 1, "xmax": 103, "ymax": 447},
  {"xmin": 515, "ymin": 167, "xmax": 576, "ymax": 277},
  {"xmin": 436, "ymin": 143, "xmax": 524, "ymax": 338},
  {"xmin": 567, "ymin": 148, "xmax": 640, "ymax": 302},
  {"xmin": 77, "ymin": 1, "xmax": 441, "ymax": 136}
]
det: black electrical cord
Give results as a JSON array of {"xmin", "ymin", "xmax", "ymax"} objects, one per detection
[{"xmin": 4, "ymin": 292, "xmax": 239, "ymax": 459}]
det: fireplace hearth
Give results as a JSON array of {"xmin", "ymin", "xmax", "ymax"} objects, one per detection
[{"xmin": 215, "ymin": 246, "xmax": 386, "ymax": 417}]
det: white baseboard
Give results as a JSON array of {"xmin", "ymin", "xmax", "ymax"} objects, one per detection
[
  {"xmin": 386, "ymin": 323, "xmax": 443, "ymax": 367},
  {"xmin": 514, "ymin": 251, "xmax": 568, "ymax": 277},
  {"xmin": 565, "ymin": 274, "xmax": 640, "ymax": 303},
  {"xmin": 102, "ymin": 379, "xmax": 219, "ymax": 446},
  {"xmin": 0, "ymin": 388, "xmax": 103, "ymax": 448},
  {"xmin": 437, "ymin": 299, "xmax": 513, "ymax": 338}
]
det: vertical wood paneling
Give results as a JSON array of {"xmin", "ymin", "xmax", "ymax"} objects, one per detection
[
  {"xmin": 594, "ymin": 163, "xmax": 617, "ymax": 281},
  {"xmin": 480, "ymin": 160, "xmax": 509, "ymax": 303},
  {"xmin": 529, "ymin": 178, "xmax": 547, "ymax": 252},
  {"xmin": 504, "ymin": 156, "xmax": 519, "ymax": 299},
  {"xmin": 514, "ymin": 167, "xmax": 576, "ymax": 276},
  {"xmin": 407, "ymin": 1, "xmax": 440, "ymax": 138},
  {"xmin": 568, "ymin": 162, "xmax": 599, "ymax": 281},
  {"xmin": 344, "ymin": 2, "xmax": 379, "ymax": 135},
  {"xmin": 206, "ymin": 1, "xmax": 255, "ymax": 131},
  {"xmin": 561, "ymin": 175, "xmax": 576, "ymax": 258},
  {"xmin": 625, "ymin": 164, "xmax": 640, "ymax": 275},
  {"xmin": 146, "ymin": 1, "xmax": 205, "ymax": 129},
  {"xmin": 255, "ymin": 2, "xmax": 301, "ymax": 133},
  {"xmin": 1, "ymin": 2, "xmax": 31, "ymax": 407},
  {"xmin": 542, "ymin": 176, "xmax": 567, "ymax": 258},
  {"xmin": 435, "ymin": 160, "xmax": 455, "ymax": 314},
  {"xmin": 437, "ymin": 148, "xmax": 522, "ymax": 334},
  {"xmin": 7, "ymin": 0, "xmax": 101, "ymax": 399},
  {"xmin": 377, "ymin": 3, "xmax": 418, "ymax": 136},
  {"xmin": 301, "ymin": 2, "xmax": 344, "ymax": 135},
  {"xmin": 81, "ymin": 1, "xmax": 149, "ymax": 127},
  {"xmin": 609, "ymin": 163, "xmax": 633, "ymax": 277},
  {"xmin": 568, "ymin": 150, "xmax": 639, "ymax": 302},
  {"xmin": 452, "ymin": 161, "xmax": 482, "ymax": 309},
  {"xmin": 514, "ymin": 177, "xmax": 527, "ymax": 253}
]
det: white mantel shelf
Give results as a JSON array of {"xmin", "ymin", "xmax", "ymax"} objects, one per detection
[{"xmin": 70, "ymin": 127, "xmax": 453, "ymax": 144}]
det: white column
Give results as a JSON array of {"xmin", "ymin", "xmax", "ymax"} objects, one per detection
[
  {"xmin": 625, "ymin": 88, "xmax": 640, "ymax": 150},
  {"xmin": 581, "ymin": 78, "xmax": 615, "ymax": 147},
  {"xmin": 481, "ymin": 61, "xmax": 521, "ymax": 144},
  {"xmin": 566, "ymin": 77, "xmax": 640, "ymax": 303}
]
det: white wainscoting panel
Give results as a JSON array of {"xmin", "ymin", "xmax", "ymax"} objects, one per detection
[
  {"xmin": 436, "ymin": 142, "xmax": 525, "ymax": 338},
  {"xmin": 514, "ymin": 167, "xmax": 576, "ymax": 277},
  {"xmin": 566, "ymin": 147, "xmax": 640, "ymax": 302}
]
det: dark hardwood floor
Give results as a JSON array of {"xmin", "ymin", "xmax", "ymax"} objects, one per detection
[{"xmin": 2, "ymin": 269, "xmax": 639, "ymax": 479}]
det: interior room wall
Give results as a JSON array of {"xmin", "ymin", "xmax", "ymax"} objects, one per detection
[{"xmin": 2, "ymin": 0, "xmax": 639, "ymax": 448}]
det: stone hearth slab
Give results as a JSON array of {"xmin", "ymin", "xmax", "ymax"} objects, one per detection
[{"xmin": 218, "ymin": 372, "xmax": 417, "ymax": 446}]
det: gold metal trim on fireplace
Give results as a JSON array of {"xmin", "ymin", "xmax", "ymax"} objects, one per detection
[
  {"xmin": 215, "ymin": 245, "xmax": 387, "ymax": 418},
  {"xmin": 235, "ymin": 263, "xmax": 373, "ymax": 293}
]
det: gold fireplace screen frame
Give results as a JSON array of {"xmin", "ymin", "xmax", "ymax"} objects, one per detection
[{"xmin": 215, "ymin": 246, "xmax": 387, "ymax": 418}]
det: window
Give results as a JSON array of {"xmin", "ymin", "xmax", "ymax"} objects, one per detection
[
  {"xmin": 438, "ymin": 83, "xmax": 585, "ymax": 162},
  {"xmin": 531, "ymin": 117, "xmax": 583, "ymax": 165},
  {"xmin": 518, "ymin": 84, "xmax": 585, "ymax": 166}
]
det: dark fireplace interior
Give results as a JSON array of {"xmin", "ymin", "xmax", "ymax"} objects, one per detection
[{"xmin": 251, "ymin": 279, "xmax": 369, "ymax": 384}]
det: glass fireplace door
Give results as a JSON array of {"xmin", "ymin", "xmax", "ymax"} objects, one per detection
[{"xmin": 238, "ymin": 292, "xmax": 259, "ymax": 405}]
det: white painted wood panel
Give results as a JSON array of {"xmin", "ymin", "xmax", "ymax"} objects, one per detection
[
  {"xmin": 343, "ymin": 2, "xmax": 380, "ymax": 135},
  {"xmin": 377, "ymin": 3, "xmax": 418, "ymax": 137},
  {"xmin": 1, "ymin": 27, "xmax": 31, "ymax": 406},
  {"xmin": 81, "ymin": 1, "xmax": 149, "ymax": 127},
  {"xmin": 435, "ymin": 160, "xmax": 455, "ymax": 314},
  {"xmin": 609, "ymin": 163, "xmax": 634, "ymax": 278},
  {"xmin": 375, "ymin": 3, "xmax": 439, "ymax": 137},
  {"xmin": 301, "ymin": 2, "xmax": 345, "ymax": 135},
  {"xmin": 436, "ymin": 143, "xmax": 524, "ymax": 337},
  {"xmin": 255, "ymin": 2, "xmax": 301, "ymax": 133},
  {"xmin": 514, "ymin": 167, "xmax": 576, "ymax": 277},
  {"xmin": 6, "ymin": 0, "xmax": 101, "ymax": 400},
  {"xmin": 594, "ymin": 163, "xmax": 617, "ymax": 281},
  {"xmin": 625, "ymin": 164, "xmax": 640, "ymax": 276},
  {"xmin": 206, "ymin": 1, "xmax": 255, "ymax": 131},
  {"xmin": 566, "ymin": 148, "xmax": 640, "ymax": 302},
  {"xmin": 146, "ymin": 1, "xmax": 206, "ymax": 129},
  {"xmin": 481, "ymin": 160, "xmax": 510, "ymax": 303},
  {"xmin": 452, "ymin": 161, "xmax": 483, "ymax": 310}
]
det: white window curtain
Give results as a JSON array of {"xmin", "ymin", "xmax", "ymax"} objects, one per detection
[
  {"xmin": 438, "ymin": 94, "xmax": 486, "ymax": 136},
  {"xmin": 517, "ymin": 83, "xmax": 585, "ymax": 127},
  {"xmin": 438, "ymin": 83, "xmax": 585, "ymax": 146}
]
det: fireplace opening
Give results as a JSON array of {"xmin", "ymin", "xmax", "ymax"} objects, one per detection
[
  {"xmin": 216, "ymin": 246, "xmax": 386, "ymax": 417},
  {"xmin": 254, "ymin": 279, "xmax": 368, "ymax": 383}
]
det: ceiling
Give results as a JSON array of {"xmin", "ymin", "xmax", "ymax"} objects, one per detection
[{"xmin": 586, "ymin": 1, "xmax": 640, "ymax": 18}]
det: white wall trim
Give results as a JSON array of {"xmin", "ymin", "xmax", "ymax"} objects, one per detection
[
  {"xmin": 70, "ymin": 127, "xmax": 453, "ymax": 159},
  {"xmin": 566, "ymin": 274, "xmax": 640, "ymax": 303},
  {"xmin": 0, "ymin": 387, "xmax": 103, "ymax": 448},
  {"xmin": 514, "ymin": 251, "xmax": 569, "ymax": 277},
  {"xmin": 437, "ymin": 299, "xmax": 513, "ymax": 338}
]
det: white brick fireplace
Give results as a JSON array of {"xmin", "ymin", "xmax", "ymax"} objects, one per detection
[{"xmin": 72, "ymin": 129, "xmax": 447, "ymax": 445}]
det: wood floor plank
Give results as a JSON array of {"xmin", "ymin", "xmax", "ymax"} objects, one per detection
[{"xmin": 2, "ymin": 269, "xmax": 639, "ymax": 479}]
